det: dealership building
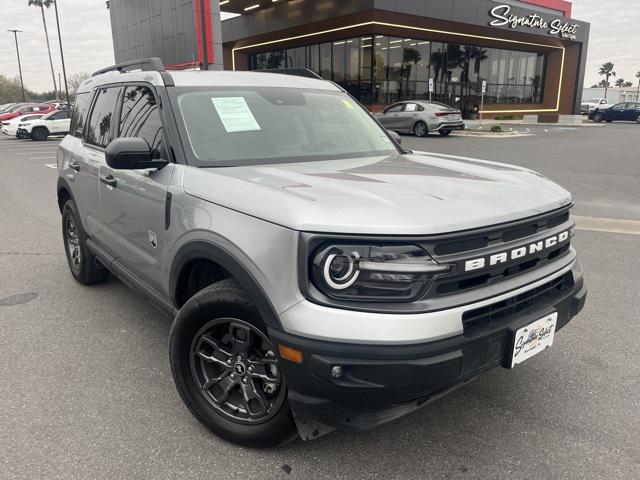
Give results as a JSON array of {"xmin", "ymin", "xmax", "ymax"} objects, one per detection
[{"xmin": 108, "ymin": 0, "xmax": 589, "ymax": 119}]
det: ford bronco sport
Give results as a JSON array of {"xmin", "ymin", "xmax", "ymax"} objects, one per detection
[{"xmin": 57, "ymin": 58, "xmax": 586, "ymax": 447}]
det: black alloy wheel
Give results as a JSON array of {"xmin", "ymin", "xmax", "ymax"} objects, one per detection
[
  {"xmin": 592, "ymin": 112, "xmax": 604, "ymax": 123},
  {"xmin": 190, "ymin": 317, "xmax": 285, "ymax": 424},
  {"xmin": 65, "ymin": 214, "xmax": 82, "ymax": 275},
  {"xmin": 636, "ymin": 114, "xmax": 640, "ymax": 124},
  {"xmin": 61, "ymin": 199, "xmax": 109, "ymax": 285},
  {"xmin": 439, "ymin": 130, "xmax": 452, "ymax": 136},
  {"xmin": 170, "ymin": 279, "xmax": 296, "ymax": 447}
]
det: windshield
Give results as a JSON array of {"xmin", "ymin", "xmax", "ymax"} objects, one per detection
[{"xmin": 172, "ymin": 87, "xmax": 397, "ymax": 166}]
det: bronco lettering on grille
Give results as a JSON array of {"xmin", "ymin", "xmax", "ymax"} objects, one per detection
[{"xmin": 464, "ymin": 231, "xmax": 570, "ymax": 272}]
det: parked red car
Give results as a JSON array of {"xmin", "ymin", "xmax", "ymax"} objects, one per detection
[{"xmin": 0, "ymin": 104, "xmax": 56, "ymax": 123}]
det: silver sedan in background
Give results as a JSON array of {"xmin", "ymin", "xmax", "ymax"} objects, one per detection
[{"xmin": 376, "ymin": 100, "xmax": 465, "ymax": 137}]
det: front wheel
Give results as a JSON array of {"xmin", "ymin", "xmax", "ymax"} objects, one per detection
[
  {"xmin": 439, "ymin": 130, "xmax": 452, "ymax": 136},
  {"xmin": 413, "ymin": 121, "xmax": 428, "ymax": 137},
  {"xmin": 169, "ymin": 279, "xmax": 296, "ymax": 447},
  {"xmin": 636, "ymin": 114, "xmax": 640, "ymax": 124},
  {"xmin": 592, "ymin": 113, "xmax": 603, "ymax": 123}
]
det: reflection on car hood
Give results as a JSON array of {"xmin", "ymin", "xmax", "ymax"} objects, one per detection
[{"xmin": 182, "ymin": 152, "xmax": 572, "ymax": 235}]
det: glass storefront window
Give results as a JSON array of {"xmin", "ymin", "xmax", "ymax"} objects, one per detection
[{"xmin": 249, "ymin": 35, "xmax": 546, "ymax": 111}]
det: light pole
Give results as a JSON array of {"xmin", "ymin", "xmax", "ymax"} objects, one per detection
[
  {"xmin": 7, "ymin": 29, "xmax": 26, "ymax": 102},
  {"xmin": 53, "ymin": 0, "xmax": 70, "ymax": 106},
  {"xmin": 199, "ymin": 0, "xmax": 208, "ymax": 70}
]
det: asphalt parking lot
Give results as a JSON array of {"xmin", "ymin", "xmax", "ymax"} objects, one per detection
[{"xmin": 1, "ymin": 124, "xmax": 638, "ymax": 480}]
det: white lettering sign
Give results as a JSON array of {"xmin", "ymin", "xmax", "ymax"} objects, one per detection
[{"xmin": 489, "ymin": 5, "xmax": 579, "ymax": 40}]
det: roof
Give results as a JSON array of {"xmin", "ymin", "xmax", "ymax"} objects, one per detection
[{"xmin": 80, "ymin": 69, "xmax": 339, "ymax": 92}]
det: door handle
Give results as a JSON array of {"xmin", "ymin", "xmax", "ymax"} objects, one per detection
[
  {"xmin": 100, "ymin": 174, "xmax": 117, "ymax": 188},
  {"xmin": 69, "ymin": 161, "xmax": 80, "ymax": 172}
]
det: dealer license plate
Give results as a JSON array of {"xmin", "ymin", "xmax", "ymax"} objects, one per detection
[
  {"xmin": 510, "ymin": 313, "xmax": 557, "ymax": 367},
  {"xmin": 448, "ymin": 114, "xmax": 461, "ymax": 120}
]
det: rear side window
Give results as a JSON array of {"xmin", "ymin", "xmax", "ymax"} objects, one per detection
[
  {"xmin": 85, "ymin": 87, "xmax": 120, "ymax": 148},
  {"xmin": 118, "ymin": 85, "xmax": 165, "ymax": 159},
  {"xmin": 70, "ymin": 92, "xmax": 90, "ymax": 138}
]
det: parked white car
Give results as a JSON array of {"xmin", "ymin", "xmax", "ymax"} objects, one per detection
[
  {"xmin": 17, "ymin": 110, "xmax": 72, "ymax": 141},
  {"xmin": 580, "ymin": 98, "xmax": 609, "ymax": 114},
  {"xmin": 1, "ymin": 113, "xmax": 45, "ymax": 138}
]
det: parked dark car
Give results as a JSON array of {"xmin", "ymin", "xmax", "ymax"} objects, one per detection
[{"xmin": 589, "ymin": 102, "xmax": 640, "ymax": 124}]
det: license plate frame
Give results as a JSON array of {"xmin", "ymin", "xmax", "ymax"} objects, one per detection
[{"xmin": 510, "ymin": 312, "xmax": 558, "ymax": 367}]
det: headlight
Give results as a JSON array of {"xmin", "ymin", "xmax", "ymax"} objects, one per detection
[{"xmin": 310, "ymin": 244, "xmax": 450, "ymax": 302}]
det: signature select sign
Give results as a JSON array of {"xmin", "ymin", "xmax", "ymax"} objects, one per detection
[{"xmin": 489, "ymin": 4, "xmax": 580, "ymax": 40}]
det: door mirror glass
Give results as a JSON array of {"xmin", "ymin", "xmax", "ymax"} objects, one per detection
[{"xmin": 105, "ymin": 137, "xmax": 165, "ymax": 170}]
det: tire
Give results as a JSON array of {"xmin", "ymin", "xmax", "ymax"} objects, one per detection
[
  {"xmin": 61, "ymin": 199, "xmax": 109, "ymax": 285},
  {"xmin": 592, "ymin": 113, "xmax": 603, "ymax": 123},
  {"xmin": 413, "ymin": 121, "xmax": 428, "ymax": 137},
  {"xmin": 31, "ymin": 127, "xmax": 48, "ymax": 141},
  {"xmin": 170, "ymin": 279, "xmax": 296, "ymax": 447},
  {"xmin": 636, "ymin": 114, "xmax": 640, "ymax": 124},
  {"xmin": 439, "ymin": 130, "xmax": 452, "ymax": 136},
  {"xmin": 606, "ymin": 120, "xmax": 612, "ymax": 123}
]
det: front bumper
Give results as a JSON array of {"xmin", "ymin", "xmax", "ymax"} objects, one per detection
[{"xmin": 271, "ymin": 263, "xmax": 586, "ymax": 439}]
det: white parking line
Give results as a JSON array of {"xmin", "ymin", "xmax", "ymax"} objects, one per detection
[
  {"xmin": 45, "ymin": 164, "xmax": 57, "ymax": 169},
  {"xmin": 16, "ymin": 152, "xmax": 58, "ymax": 155},
  {"xmin": 574, "ymin": 216, "xmax": 640, "ymax": 236},
  {"xmin": 32, "ymin": 157, "xmax": 57, "ymax": 160}
]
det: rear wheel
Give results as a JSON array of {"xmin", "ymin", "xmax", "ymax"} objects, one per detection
[
  {"xmin": 62, "ymin": 199, "xmax": 109, "ymax": 285},
  {"xmin": 414, "ymin": 121, "xmax": 428, "ymax": 137},
  {"xmin": 170, "ymin": 279, "xmax": 296, "ymax": 447},
  {"xmin": 31, "ymin": 127, "xmax": 48, "ymax": 141},
  {"xmin": 439, "ymin": 130, "xmax": 452, "ymax": 136}
]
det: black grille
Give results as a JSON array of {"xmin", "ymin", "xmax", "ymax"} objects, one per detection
[
  {"xmin": 462, "ymin": 272, "xmax": 573, "ymax": 333},
  {"xmin": 433, "ymin": 210, "xmax": 570, "ymax": 257},
  {"xmin": 425, "ymin": 206, "xmax": 574, "ymax": 298}
]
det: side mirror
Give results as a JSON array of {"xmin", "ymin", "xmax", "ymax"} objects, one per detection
[
  {"xmin": 388, "ymin": 130, "xmax": 402, "ymax": 145},
  {"xmin": 105, "ymin": 137, "xmax": 167, "ymax": 170}
]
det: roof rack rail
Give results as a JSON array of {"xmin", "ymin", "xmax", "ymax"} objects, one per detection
[
  {"xmin": 92, "ymin": 57, "xmax": 165, "ymax": 77},
  {"xmin": 259, "ymin": 68, "xmax": 323, "ymax": 80}
]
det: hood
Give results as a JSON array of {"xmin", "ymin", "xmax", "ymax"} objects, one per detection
[{"xmin": 182, "ymin": 152, "xmax": 572, "ymax": 235}]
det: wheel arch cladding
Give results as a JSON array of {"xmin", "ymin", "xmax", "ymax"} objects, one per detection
[
  {"xmin": 170, "ymin": 241, "xmax": 282, "ymax": 329},
  {"xmin": 57, "ymin": 177, "xmax": 74, "ymax": 213}
]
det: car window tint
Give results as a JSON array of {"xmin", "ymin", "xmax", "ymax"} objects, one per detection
[
  {"xmin": 118, "ymin": 85, "xmax": 165, "ymax": 159},
  {"xmin": 85, "ymin": 87, "xmax": 119, "ymax": 148},
  {"xmin": 71, "ymin": 92, "xmax": 90, "ymax": 138}
]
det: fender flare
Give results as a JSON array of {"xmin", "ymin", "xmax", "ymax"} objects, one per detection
[
  {"xmin": 169, "ymin": 240, "xmax": 282, "ymax": 329},
  {"xmin": 56, "ymin": 176, "xmax": 77, "ymax": 213}
]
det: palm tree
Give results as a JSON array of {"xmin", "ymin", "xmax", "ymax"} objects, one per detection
[
  {"xmin": 614, "ymin": 78, "xmax": 625, "ymax": 88},
  {"xmin": 598, "ymin": 62, "xmax": 615, "ymax": 99},
  {"xmin": 28, "ymin": 0, "xmax": 58, "ymax": 99},
  {"xmin": 622, "ymin": 81, "xmax": 633, "ymax": 88},
  {"xmin": 636, "ymin": 70, "xmax": 640, "ymax": 102}
]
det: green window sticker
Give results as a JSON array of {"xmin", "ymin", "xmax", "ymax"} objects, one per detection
[{"xmin": 211, "ymin": 97, "xmax": 261, "ymax": 133}]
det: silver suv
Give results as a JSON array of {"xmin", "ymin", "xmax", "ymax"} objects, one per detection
[{"xmin": 57, "ymin": 59, "xmax": 586, "ymax": 447}]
